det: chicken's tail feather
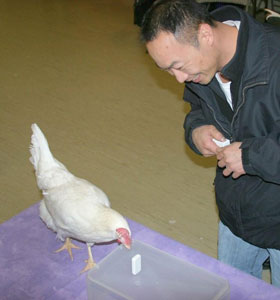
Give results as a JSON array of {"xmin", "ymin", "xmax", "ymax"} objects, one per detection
[{"xmin": 30, "ymin": 123, "xmax": 55, "ymax": 171}]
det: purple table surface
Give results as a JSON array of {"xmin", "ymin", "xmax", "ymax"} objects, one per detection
[{"xmin": 1, "ymin": 203, "xmax": 280, "ymax": 300}]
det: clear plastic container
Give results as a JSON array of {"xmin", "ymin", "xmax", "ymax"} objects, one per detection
[{"xmin": 87, "ymin": 240, "xmax": 230, "ymax": 300}]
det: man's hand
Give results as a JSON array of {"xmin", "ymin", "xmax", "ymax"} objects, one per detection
[
  {"xmin": 192, "ymin": 125, "xmax": 227, "ymax": 157},
  {"xmin": 216, "ymin": 142, "xmax": 246, "ymax": 178}
]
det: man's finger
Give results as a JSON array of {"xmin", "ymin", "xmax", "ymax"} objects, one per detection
[
  {"xmin": 223, "ymin": 167, "xmax": 232, "ymax": 177},
  {"xmin": 216, "ymin": 152, "xmax": 224, "ymax": 160},
  {"xmin": 218, "ymin": 160, "xmax": 226, "ymax": 168},
  {"xmin": 232, "ymin": 172, "xmax": 242, "ymax": 179}
]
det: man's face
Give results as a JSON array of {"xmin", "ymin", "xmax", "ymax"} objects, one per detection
[{"xmin": 146, "ymin": 29, "xmax": 217, "ymax": 85}]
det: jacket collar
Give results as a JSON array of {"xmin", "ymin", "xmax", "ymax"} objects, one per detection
[
  {"xmin": 211, "ymin": 6, "xmax": 247, "ymax": 82},
  {"xmin": 210, "ymin": 6, "xmax": 269, "ymax": 85}
]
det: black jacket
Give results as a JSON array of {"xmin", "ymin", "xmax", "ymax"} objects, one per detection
[{"xmin": 183, "ymin": 6, "xmax": 280, "ymax": 249}]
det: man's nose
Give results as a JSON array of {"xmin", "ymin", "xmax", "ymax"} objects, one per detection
[{"xmin": 172, "ymin": 69, "xmax": 188, "ymax": 83}]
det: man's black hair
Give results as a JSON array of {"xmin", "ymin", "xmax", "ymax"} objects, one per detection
[{"xmin": 140, "ymin": 0, "xmax": 215, "ymax": 46}]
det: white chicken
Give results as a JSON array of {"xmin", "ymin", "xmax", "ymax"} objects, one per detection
[{"xmin": 29, "ymin": 123, "xmax": 131, "ymax": 273}]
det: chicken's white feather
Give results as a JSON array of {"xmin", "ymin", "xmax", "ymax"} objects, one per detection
[{"xmin": 30, "ymin": 123, "xmax": 131, "ymax": 256}]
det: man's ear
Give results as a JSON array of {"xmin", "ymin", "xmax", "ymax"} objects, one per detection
[{"xmin": 198, "ymin": 23, "xmax": 214, "ymax": 46}]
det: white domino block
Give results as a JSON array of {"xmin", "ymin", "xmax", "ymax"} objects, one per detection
[
  {"xmin": 212, "ymin": 138, "xmax": 230, "ymax": 147},
  {"xmin": 131, "ymin": 254, "xmax": 141, "ymax": 275}
]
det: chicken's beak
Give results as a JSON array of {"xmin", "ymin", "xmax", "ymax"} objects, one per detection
[{"xmin": 124, "ymin": 243, "xmax": 131, "ymax": 250}]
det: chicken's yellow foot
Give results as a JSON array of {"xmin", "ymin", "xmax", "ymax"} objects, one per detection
[
  {"xmin": 55, "ymin": 237, "xmax": 81, "ymax": 261},
  {"xmin": 80, "ymin": 243, "xmax": 96, "ymax": 273}
]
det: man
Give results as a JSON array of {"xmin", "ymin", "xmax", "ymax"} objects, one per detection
[{"xmin": 141, "ymin": 0, "xmax": 280, "ymax": 286}]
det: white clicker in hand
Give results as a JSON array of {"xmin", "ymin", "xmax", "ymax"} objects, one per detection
[{"xmin": 212, "ymin": 138, "xmax": 230, "ymax": 147}]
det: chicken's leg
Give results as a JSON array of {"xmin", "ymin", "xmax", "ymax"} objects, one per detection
[
  {"xmin": 80, "ymin": 243, "xmax": 96, "ymax": 273},
  {"xmin": 55, "ymin": 237, "xmax": 81, "ymax": 261}
]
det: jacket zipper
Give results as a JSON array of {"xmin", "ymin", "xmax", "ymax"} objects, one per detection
[
  {"xmin": 230, "ymin": 81, "xmax": 268, "ymax": 142},
  {"xmin": 199, "ymin": 80, "xmax": 268, "ymax": 143},
  {"xmin": 204, "ymin": 101, "xmax": 232, "ymax": 139}
]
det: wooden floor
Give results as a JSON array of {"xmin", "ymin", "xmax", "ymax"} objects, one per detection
[{"xmin": 1, "ymin": 0, "xmax": 228, "ymax": 261}]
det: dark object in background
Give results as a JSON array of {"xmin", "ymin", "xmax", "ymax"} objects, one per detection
[
  {"xmin": 264, "ymin": 8, "xmax": 280, "ymax": 25},
  {"xmin": 133, "ymin": 0, "xmax": 244, "ymax": 27},
  {"xmin": 207, "ymin": 2, "xmax": 244, "ymax": 11},
  {"xmin": 134, "ymin": 0, "xmax": 155, "ymax": 26}
]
